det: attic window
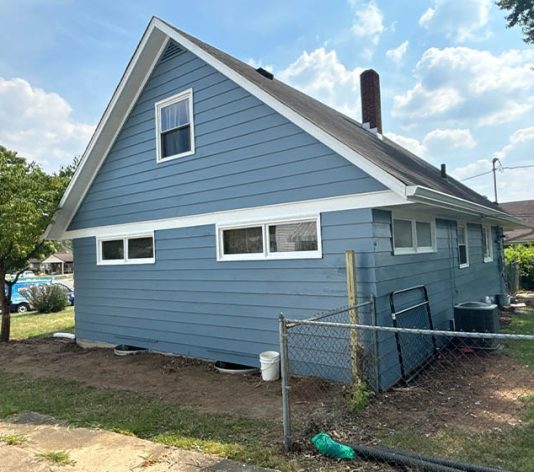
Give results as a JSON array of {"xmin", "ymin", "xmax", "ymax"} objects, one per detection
[{"xmin": 155, "ymin": 89, "xmax": 195, "ymax": 162}]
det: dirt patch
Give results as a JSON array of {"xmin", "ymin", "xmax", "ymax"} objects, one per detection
[
  {"xmin": 290, "ymin": 346, "xmax": 534, "ymax": 451},
  {"xmin": 0, "ymin": 339, "xmax": 280, "ymax": 419},
  {"xmin": 0, "ymin": 339, "xmax": 325, "ymax": 421},
  {"xmin": 0, "ymin": 415, "xmax": 273, "ymax": 471}
]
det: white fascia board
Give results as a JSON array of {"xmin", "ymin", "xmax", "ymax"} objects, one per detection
[
  {"xmin": 406, "ymin": 186, "xmax": 527, "ymax": 229},
  {"xmin": 153, "ymin": 20, "xmax": 407, "ymax": 196},
  {"xmin": 45, "ymin": 20, "xmax": 168, "ymax": 240},
  {"xmin": 61, "ymin": 190, "xmax": 407, "ymax": 240}
]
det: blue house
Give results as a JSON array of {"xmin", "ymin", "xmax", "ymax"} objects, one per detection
[{"xmin": 46, "ymin": 18, "xmax": 522, "ymax": 385}]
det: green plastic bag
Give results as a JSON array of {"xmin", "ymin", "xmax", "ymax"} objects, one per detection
[{"xmin": 311, "ymin": 432, "xmax": 356, "ymax": 460}]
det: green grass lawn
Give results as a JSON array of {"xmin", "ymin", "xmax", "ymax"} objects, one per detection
[{"xmin": 9, "ymin": 306, "xmax": 74, "ymax": 340}]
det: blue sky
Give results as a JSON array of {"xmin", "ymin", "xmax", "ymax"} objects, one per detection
[{"xmin": 0, "ymin": 0, "xmax": 533, "ymax": 202}]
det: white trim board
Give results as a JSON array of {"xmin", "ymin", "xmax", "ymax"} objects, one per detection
[{"xmin": 62, "ymin": 190, "xmax": 407, "ymax": 239}]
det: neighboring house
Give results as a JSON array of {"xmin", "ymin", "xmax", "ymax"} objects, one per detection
[
  {"xmin": 41, "ymin": 252, "xmax": 74, "ymax": 275},
  {"xmin": 45, "ymin": 18, "xmax": 523, "ymax": 389},
  {"xmin": 500, "ymin": 200, "xmax": 534, "ymax": 245}
]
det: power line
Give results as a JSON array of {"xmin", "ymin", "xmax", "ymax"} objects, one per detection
[
  {"xmin": 460, "ymin": 170, "xmax": 493, "ymax": 181},
  {"xmin": 460, "ymin": 164, "xmax": 534, "ymax": 182}
]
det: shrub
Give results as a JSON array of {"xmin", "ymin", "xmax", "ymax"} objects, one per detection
[
  {"xmin": 505, "ymin": 244, "xmax": 534, "ymax": 290},
  {"xmin": 21, "ymin": 284, "xmax": 68, "ymax": 313}
]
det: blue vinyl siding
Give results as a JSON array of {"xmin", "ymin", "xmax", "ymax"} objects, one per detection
[
  {"xmin": 73, "ymin": 209, "xmax": 377, "ymax": 367},
  {"xmin": 371, "ymin": 209, "xmax": 503, "ymax": 389},
  {"xmin": 69, "ymin": 43, "xmax": 384, "ymax": 230}
]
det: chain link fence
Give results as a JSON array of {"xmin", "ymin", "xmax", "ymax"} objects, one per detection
[{"xmin": 279, "ymin": 300, "xmax": 534, "ymax": 471}]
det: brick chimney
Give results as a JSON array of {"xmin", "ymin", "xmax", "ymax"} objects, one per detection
[{"xmin": 360, "ymin": 69, "xmax": 382, "ymax": 135}]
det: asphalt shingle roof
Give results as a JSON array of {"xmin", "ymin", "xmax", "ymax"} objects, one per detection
[{"xmin": 165, "ymin": 21, "xmax": 501, "ymax": 211}]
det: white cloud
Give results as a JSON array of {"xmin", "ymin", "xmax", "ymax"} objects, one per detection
[
  {"xmin": 350, "ymin": 0, "xmax": 385, "ymax": 45},
  {"xmin": 386, "ymin": 132, "xmax": 427, "ymax": 156},
  {"xmin": 0, "ymin": 77, "xmax": 94, "ymax": 171},
  {"xmin": 452, "ymin": 126, "xmax": 534, "ymax": 201},
  {"xmin": 419, "ymin": 0, "xmax": 492, "ymax": 42},
  {"xmin": 386, "ymin": 41, "xmax": 409, "ymax": 63},
  {"xmin": 386, "ymin": 128, "xmax": 476, "ymax": 158},
  {"xmin": 278, "ymin": 48, "xmax": 363, "ymax": 118},
  {"xmin": 392, "ymin": 47, "xmax": 534, "ymax": 127},
  {"xmin": 424, "ymin": 128, "xmax": 476, "ymax": 150}
]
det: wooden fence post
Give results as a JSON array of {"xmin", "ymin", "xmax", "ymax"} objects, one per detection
[{"xmin": 345, "ymin": 250, "xmax": 361, "ymax": 383}]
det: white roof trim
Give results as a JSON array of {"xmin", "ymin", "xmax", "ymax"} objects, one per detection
[
  {"xmin": 45, "ymin": 18, "xmax": 410, "ymax": 240},
  {"xmin": 406, "ymin": 186, "xmax": 526, "ymax": 229},
  {"xmin": 61, "ymin": 190, "xmax": 408, "ymax": 240}
]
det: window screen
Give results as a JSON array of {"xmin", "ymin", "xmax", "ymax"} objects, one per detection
[
  {"xmin": 101, "ymin": 240, "xmax": 124, "ymax": 260},
  {"xmin": 393, "ymin": 219, "xmax": 413, "ymax": 248},
  {"xmin": 128, "ymin": 237, "xmax": 154, "ymax": 260},
  {"xmin": 269, "ymin": 221, "xmax": 318, "ymax": 252},
  {"xmin": 222, "ymin": 227, "xmax": 263, "ymax": 255}
]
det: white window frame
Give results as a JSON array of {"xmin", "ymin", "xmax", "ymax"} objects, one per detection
[
  {"xmin": 457, "ymin": 222, "xmax": 470, "ymax": 269},
  {"xmin": 216, "ymin": 216, "xmax": 322, "ymax": 261},
  {"xmin": 392, "ymin": 213, "xmax": 436, "ymax": 255},
  {"xmin": 96, "ymin": 232, "xmax": 155, "ymax": 265},
  {"xmin": 482, "ymin": 225, "xmax": 493, "ymax": 263},
  {"xmin": 155, "ymin": 89, "xmax": 195, "ymax": 163}
]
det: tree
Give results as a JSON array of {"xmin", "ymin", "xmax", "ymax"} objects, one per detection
[
  {"xmin": 0, "ymin": 146, "xmax": 75, "ymax": 342},
  {"xmin": 496, "ymin": 0, "xmax": 534, "ymax": 44}
]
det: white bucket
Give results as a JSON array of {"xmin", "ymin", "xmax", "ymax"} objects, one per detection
[{"xmin": 259, "ymin": 351, "xmax": 280, "ymax": 381}]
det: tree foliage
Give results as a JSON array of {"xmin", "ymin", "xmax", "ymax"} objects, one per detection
[
  {"xmin": 496, "ymin": 0, "xmax": 534, "ymax": 44},
  {"xmin": 0, "ymin": 146, "xmax": 75, "ymax": 341},
  {"xmin": 504, "ymin": 244, "xmax": 534, "ymax": 290}
]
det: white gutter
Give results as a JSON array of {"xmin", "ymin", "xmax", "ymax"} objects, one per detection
[{"xmin": 406, "ymin": 186, "xmax": 528, "ymax": 229}]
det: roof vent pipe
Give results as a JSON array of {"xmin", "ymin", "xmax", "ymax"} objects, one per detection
[
  {"xmin": 441, "ymin": 164, "xmax": 447, "ymax": 179},
  {"xmin": 256, "ymin": 67, "xmax": 274, "ymax": 80},
  {"xmin": 360, "ymin": 69, "xmax": 382, "ymax": 135}
]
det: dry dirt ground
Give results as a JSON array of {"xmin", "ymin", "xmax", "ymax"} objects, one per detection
[
  {"xmin": 0, "ymin": 413, "xmax": 272, "ymax": 472},
  {"xmin": 291, "ymin": 344, "xmax": 534, "ymax": 449},
  {"xmin": 0, "ymin": 339, "xmax": 284, "ymax": 420}
]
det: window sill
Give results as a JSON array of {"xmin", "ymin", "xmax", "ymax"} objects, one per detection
[
  {"xmin": 459, "ymin": 263, "xmax": 470, "ymax": 269},
  {"xmin": 393, "ymin": 248, "xmax": 436, "ymax": 255},
  {"xmin": 157, "ymin": 149, "xmax": 195, "ymax": 163},
  {"xmin": 97, "ymin": 258, "xmax": 155, "ymax": 266},
  {"xmin": 483, "ymin": 257, "xmax": 493, "ymax": 263},
  {"xmin": 217, "ymin": 251, "xmax": 322, "ymax": 262}
]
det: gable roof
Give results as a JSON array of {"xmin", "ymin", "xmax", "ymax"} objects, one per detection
[
  {"xmin": 168, "ymin": 21, "xmax": 497, "ymax": 210},
  {"xmin": 45, "ymin": 17, "xmax": 522, "ymax": 239},
  {"xmin": 500, "ymin": 200, "xmax": 534, "ymax": 243},
  {"xmin": 42, "ymin": 252, "xmax": 73, "ymax": 264}
]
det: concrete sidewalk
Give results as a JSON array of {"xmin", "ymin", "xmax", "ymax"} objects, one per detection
[{"xmin": 0, "ymin": 414, "xmax": 276, "ymax": 472}]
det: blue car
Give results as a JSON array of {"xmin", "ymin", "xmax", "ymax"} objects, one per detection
[{"xmin": 9, "ymin": 280, "xmax": 74, "ymax": 313}]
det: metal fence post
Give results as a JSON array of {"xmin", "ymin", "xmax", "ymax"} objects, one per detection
[{"xmin": 279, "ymin": 313, "xmax": 292, "ymax": 452}]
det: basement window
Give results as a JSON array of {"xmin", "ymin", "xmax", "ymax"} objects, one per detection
[
  {"xmin": 97, "ymin": 233, "xmax": 155, "ymax": 265},
  {"xmin": 392, "ymin": 216, "xmax": 436, "ymax": 255},
  {"xmin": 155, "ymin": 89, "xmax": 194, "ymax": 162},
  {"xmin": 482, "ymin": 225, "xmax": 493, "ymax": 263},
  {"xmin": 217, "ymin": 217, "xmax": 321, "ymax": 261},
  {"xmin": 457, "ymin": 223, "xmax": 469, "ymax": 268}
]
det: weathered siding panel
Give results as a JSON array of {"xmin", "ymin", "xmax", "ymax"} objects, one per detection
[
  {"xmin": 69, "ymin": 44, "xmax": 384, "ymax": 230},
  {"xmin": 371, "ymin": 209, "xmax": 503, "ymax": 389},
  {"xmin": 73, "ymin": 208, "xmax": 377, "ymax": 366}
]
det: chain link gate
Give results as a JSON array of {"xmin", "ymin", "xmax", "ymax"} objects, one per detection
[{"xmin": 279, "ymin": 305, "xmax": 534, "ymax": 471}]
